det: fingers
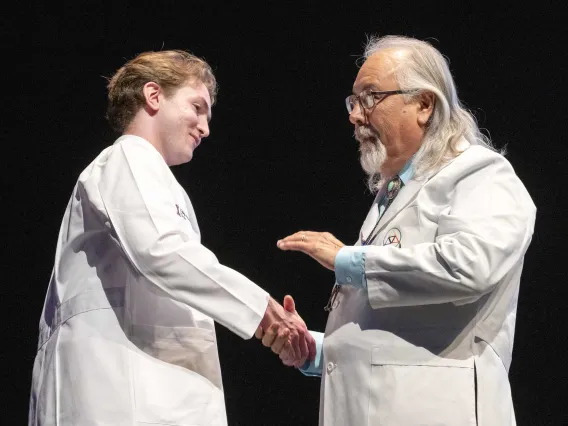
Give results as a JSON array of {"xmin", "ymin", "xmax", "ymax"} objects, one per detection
[
  {"xmin": 296, "ymin": 332, "xmax": 309, "ymax": 368},
  {"xmin": 258, "ymin": 294, "xmax": 312, "ymax": 367},
  {"xmin": 279, "ymin": 231, "xmax": 316, "ymax": 243},
  {"xmin": 281, "ymin": 319, "xmax": 308, "ymax": 367},
  {"xmin": 278, "ymin": 231, "xmax": 341, "ymax": 271},
  {"xmin": 268, "ymin": 332, "xmax": 311, "ymax": 367},
  {"xmin": 287, "ymin": 331, "xmax": 302, "ymax": 363},
  {"xmin": 276, "ymin": 231, "xmax": 314, "ymax": 252},
  {"xmin": 284, "ymin": 294, "xmax": 313, "ymax": 365},
  {"xmin": 261, "ymin": 323, "xmax": 279, "ymax": 347},
  {"xmin": 280, "ymin": 332, "xmax": 312, "ymax": 368},
  {"xmin": 276, "ymin": 231, "xmax": 344, "ymax": 252},
  {"xmin": 279, "ymin": 344, "xmax": 298, "ymax": 367},
  {"xmin": 270, "ymin": 328, "xmax": 290, "ymax": 354},
  {"xmin": 254, "ymin": 326, "xmax": 264, "ymax": 340},
  {"xmin": 259, "ymin": 322, "xmax": 291, "ymax": 355}
]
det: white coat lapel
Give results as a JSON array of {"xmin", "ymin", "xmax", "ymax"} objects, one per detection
[
  {"xmin": 376, "ymin": 178, "xmax": 426, "ymax": 234},
  {"xmin": 375, "ymin": 138, "xmax": 471, "ymax": 234},
  {"xmin": 182, "ymin": 190, "xmax": 201, "ymax": 238},
  {"xmin": 358, "ymin": 195, "xmax": 382, "ymax": 245}
]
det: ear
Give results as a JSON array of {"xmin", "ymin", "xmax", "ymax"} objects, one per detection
[
  {"xmin": 416, "ymin": 91, "xmax": 435, "ymax": 127},
  {"xmin": 142, "ymin": 82, "xmax": 162, "ymax": 113}
]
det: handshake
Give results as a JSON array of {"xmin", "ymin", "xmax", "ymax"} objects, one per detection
[{"xmin": 255, "ymin": 295, "xmax": 316, "ymax": 368}]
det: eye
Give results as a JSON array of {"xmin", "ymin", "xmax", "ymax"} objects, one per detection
[
  {"xmin": 362, "ymin": 93, "xmax": 375, "ymax": 108},
  {"xmin": 193, "ymin": 103, "xmax": 201, "ymax": 111}
]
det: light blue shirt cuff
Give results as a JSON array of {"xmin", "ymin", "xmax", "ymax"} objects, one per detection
[
  {"xmin": 334, "ymin": 246, "xmax": 368, "ymax": 289},
  {"xmin": 298, "ymin": 331, "xmax": 324, "ymax": 377}
]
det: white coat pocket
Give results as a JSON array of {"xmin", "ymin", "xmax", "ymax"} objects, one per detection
[
  {"xmin": 130, "ymin": 324, "xmax": 223, "ymax": 389},
  {"xmin": 129, "ymin": 326, "xmax": 225, "ymax": 425},
  {"xmin": 368, "ymin": 346, "xmax": 477, "ymax": 426}
]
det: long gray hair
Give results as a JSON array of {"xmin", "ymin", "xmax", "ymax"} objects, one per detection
[{"xmin": 362, "ymin": 35, "xmax": 498, "ymax": 188}]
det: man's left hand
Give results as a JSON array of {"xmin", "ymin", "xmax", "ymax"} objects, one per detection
[{"xmin": 277, "ymin": 231, "xmax": 345, "ymax": 270}]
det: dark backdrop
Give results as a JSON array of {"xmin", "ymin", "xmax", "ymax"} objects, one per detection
[{"xmin": 4, "ymin": 2, "xmax": 567, "ymax": 425}]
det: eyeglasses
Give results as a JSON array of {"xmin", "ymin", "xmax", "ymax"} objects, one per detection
[
  {"xmin": 345, "ymin": 89, "xmax": 417, "ymax": 113},
  {"xmin": 324, "ymin": 283, "xmax": 340, "ymax": 312}
]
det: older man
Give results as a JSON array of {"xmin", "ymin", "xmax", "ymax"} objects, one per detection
[
  {"xmin": 259, "ymin": 36, "xmax": 536, "ymax": 425},
  {"xmin": 29, "ymin": 50, "xmax": 314, "ymax": 426}
]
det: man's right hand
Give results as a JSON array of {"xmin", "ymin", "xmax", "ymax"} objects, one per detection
[{"xmin": 257, "ymin": 296, "xmax": 316, "ymax": 368}]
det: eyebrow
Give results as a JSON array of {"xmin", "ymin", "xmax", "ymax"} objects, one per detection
[{"xmin": 352, "ymin": 83, "xmax": 379, "ymax": 95}]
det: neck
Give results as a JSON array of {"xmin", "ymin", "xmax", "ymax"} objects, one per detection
[
  {"xmin": 380, "ymin": 138, "xmax": 422, "ymax": 177},
  {"xmin": 123, "ymin": 113, "xmax": 164, "ymax": 159},
  {"xmin": 381, "ymin": 152, "xmax": 412, "ymax": 178}
]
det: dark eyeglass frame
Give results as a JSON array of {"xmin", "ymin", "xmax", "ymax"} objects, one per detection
[
  {"xmin": 345, "ymin": 89, "xmax": 418, "ymax": 113},
  {"xmin": 324, "ymin": 284, "xmax": 340, "ymax": 311}
]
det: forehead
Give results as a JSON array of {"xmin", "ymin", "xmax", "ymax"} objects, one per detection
[
  {"xmin": 174, "ymin": 81, "xmax": 212, "ymax": 107},
  {"xmin": 172, "ymin": 81, "xmax": 212, "ymax": 120},
  {"xmin": 352, "ymin": 50, "xmax": 400, "ymax": 93}
]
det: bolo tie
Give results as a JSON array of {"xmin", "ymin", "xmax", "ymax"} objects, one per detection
[{"xmin": 324, "ymin": 175, "xmax": 402, "ymax": 312}]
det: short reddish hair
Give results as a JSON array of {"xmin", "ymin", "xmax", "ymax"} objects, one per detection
[{"xmin": 106, "ymin": 50, "xmax": 217, "ymax": 132}]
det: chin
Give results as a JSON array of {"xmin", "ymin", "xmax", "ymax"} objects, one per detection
[
  {"xmin": 167, "ymin": 152, "xmax": 193, "ymax": 166},
  {"xmin": 182, "ymin": 145, "xmax": 195, "ymax": 162},
  {"xmin": 181, "ymin": 153, "xmax": 194, "ymax": 164}
]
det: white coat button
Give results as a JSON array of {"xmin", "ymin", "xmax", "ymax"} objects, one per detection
[
  {"xmin": 326, "ymin": 362, "xmax": 336, "ymax": 374},
  {"xmin": 346, "ymin": 276, "xmax": 352, "ymax": 283}
]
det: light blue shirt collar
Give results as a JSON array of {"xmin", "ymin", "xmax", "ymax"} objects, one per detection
[{"xmin": 398, "ymin": 155, "xmax": 416, "ymax": 185}]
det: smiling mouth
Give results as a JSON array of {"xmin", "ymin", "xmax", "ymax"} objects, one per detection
[{"xmin": 190, "ymin": 134, "xmax": 201, "ymax": 147}]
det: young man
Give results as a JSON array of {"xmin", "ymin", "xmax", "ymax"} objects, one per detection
[{"xmin": 29, "ymin": 50, "xmax": 314, "ymax": 426}]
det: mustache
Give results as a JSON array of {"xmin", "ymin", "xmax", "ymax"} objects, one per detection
[{"xmin": 354, "ymin": 125, "xmax": 379, "ymax": 142}]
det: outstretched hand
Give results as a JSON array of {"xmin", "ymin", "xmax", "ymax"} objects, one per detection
[{"xmin": 276, "ymin": 231, "xmax": 345, "ymax": 270}]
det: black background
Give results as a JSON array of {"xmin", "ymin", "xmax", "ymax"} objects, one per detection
[{"xmin": 4, "ymin": 2, "xmax": 567, "ymax": 425}]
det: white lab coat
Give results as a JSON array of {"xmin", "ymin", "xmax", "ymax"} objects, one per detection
[
  {"xmin": 319, "ymin": 142, "xmax": 536, "ymax": 426},
  {"xmin": 29, "ymin": 135, "xmax": 269, "ymax": 426}
]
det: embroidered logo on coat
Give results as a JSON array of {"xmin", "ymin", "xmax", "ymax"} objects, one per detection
[
  {"xmin": 383, "ymin": 228, "xmax": 402, "ymax": 247},
  {"xmin": 175, "ymin": 204, "xmax": 190, "ymax": 221}
]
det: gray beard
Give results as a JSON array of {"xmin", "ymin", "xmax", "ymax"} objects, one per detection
[{"xmin": 356, "ymin": 126, "xmax": 387, "ymax": 180}]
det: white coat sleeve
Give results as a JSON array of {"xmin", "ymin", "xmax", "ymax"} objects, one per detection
[
  {"xmin": 361, "ymin": 158, "xmax": 536, "ymax": 308},
  {"xmin": 93, "ymin": 140, "xmax": 269, "ymax": 339}
]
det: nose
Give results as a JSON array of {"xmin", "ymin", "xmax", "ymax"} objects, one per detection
[
  {"xmin": 197, "ymin": 117, "xmax": 210, "ymax": 138},
  {"xmin": 348, "ymin": 102, "xmax": 366, "ymax": 126}
]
